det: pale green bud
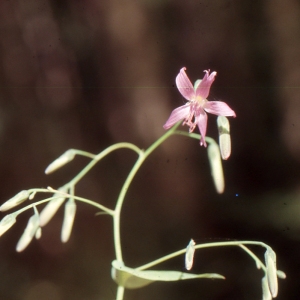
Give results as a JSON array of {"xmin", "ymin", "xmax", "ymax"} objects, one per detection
[
  {"xmin": 45, "ymin": 149, "xmax": 76, "ymax": 174},
  {"xmin": 276, "ymin": 270, "xmax": 286, "ymax": 279},
  {"xmin": 207, "ymin": 143, "xmax": 224, "ymax": 194},
  {"xmin": 61, "ymin": 198, "xmax": 77, "ymax": 243},
  {"xmin": 0, "ymin": 214, "xmax": 17, "ymax": 237},
  {"xmin": 185, "ymin": 239, "xmax": 196, "ymax": 270},
  {"xmin": 39, "ymin": 187, "xmax": 67, "ymax": 227},
  {"xmin": 261, "ymin": 276, "xmax": 272, "ymax": 300},
  {"xmin": 265, "ymin": 247, "xmax": 278, "ymax": 298},
  {"xmin": 0, "ymin": 190, "xmax": 30, "ymax": 211},
  {"xmin": 16, "ymin": 211, "xmax": 40, "ymax": 252},
  {"xmin": 217, "ymin": 116, "xmax": 231, "ymax": 160},
  {"xmin": 35, "ymin": 227, "xmax": 42, "ymax": 239}
]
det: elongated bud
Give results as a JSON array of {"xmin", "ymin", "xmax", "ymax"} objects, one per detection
[
  {"xmin": 217, "ymin": 116, "xmax": 231, "ymax": 160},
  {"xmin": 35, "ymin": 227, "xmax": 42, "ymax": 239},
  {"xmin": 61, "ymin": 198, "xmax": 77, "ymax": 243},
  {"xmin": 207, "ymin": 143, "xmax": 224, "ymax": 194},
  {"xmin": 265, "ymin": 247, "xmax": 278, "ymax": 298},
  {"xmin": 185, "ymin": 239, "xmax": 196, "ymax": 270},
  {"xmin": 0, "ymin": 190, "xmax": 30, "ymax": 211},
  {"xmin": 261, "ymin": 276, "xmax": 272, "ymax": 300},
  {"xmin": 276, "ymin": 270, "xmax": 286, "ymax": 279},
  {"xmin": 45, "ymin": 149, "xmax": 76, "ymax": 174},
  {"xmin": 39, "ymin": 188, "xmax": 67, "ymax": 227},
  {"xmin": 16, "ymin": 208, "xmax": 40, "ymax": 252},
  {"xmin": 0, "ymin": 214, "xmax": 17, "ymax": 237}
]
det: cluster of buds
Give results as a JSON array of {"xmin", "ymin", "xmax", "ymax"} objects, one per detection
[{"xmin": 0, "ymin": 185, "xmax": 76, "ymax": 252}]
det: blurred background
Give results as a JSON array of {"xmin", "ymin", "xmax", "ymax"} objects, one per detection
[{"xmin": 0, "ymin": 0, "xmax": 299, "ymax": 299}]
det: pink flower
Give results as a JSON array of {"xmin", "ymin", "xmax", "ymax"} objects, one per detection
[{"xmin": 163, "ymin": 67, "xmax": 236, "ymax": 147}]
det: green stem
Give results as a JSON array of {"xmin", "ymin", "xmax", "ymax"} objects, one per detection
[
  {"xmin": 116, "ymin": 286, "xmax": 125, "ymax": 300},
  {"xmin": 69, "ymin": 149, "xmax": 97, "ymax": 159},
  {"xmin": 239, "ymin": 244, "xmax": 266, "ymax": 272},
  {"xmin": 113, "ymin": 123, "xmax": 181, "ymax": 262},
  {"xmin": 174, "ymin": 130, "xmax": 217, "ymax": 145},
  {"xmin": 68, "ymin": 143, "xmax": 141, "ymax": 187},
  {"xmin": 16, "ymin": 190, "xmax": 114, "ymax": 216},
  {"xmin": 136, "ymin": 240, "xmax": 269, "ymax": 271}
]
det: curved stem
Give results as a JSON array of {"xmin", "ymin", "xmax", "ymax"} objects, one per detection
[
  {"xmin": 113, "ymin": 123, "xmax": 181, "ymax": 262},
  {"xmin": 15, "ymin": 190, "xmax": 114, "ymax": 216},
  {"xmin": 68, "ymin": 143, "xmax": 141, "ymax": 187},
  {"xmin": 174, "ymin": 130, "xmax": 217, "ymax": 145},
  {"xmin": 136, "ymin": 240, "xmax": 269, "ymax": 271}
]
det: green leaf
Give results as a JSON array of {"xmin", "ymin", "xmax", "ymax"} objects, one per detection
[{"xmin": 111, "ymin": 260, "xmax": 225, "ymax": 289}]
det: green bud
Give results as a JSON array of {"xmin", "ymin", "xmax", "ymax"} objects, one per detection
[
  {"xmin": 185, "ymin": 239, "xmax": 196, "ymax": 270},
  {"xmin": 217, "ymin": 116, "xmax": 231, "ymax": 160},
  {"xmin": 16, "ymin": 211, "xmax": 40, "ymax": 252},
  {"xmin": 207, "ymin": 143, "xmax": 224, "ymax": 194},
  {"xmin": 261, "ymin": 276, "xmax": 272, "ymax": 300},
  {"xmin": 45, "ymin": 149, "xmax": 76, "ymax": 174},
  {"xmin": 0, "ymin": 190, "xmax": 30, "ymax": 211},
  {"xmin": 265, "ymin": 247, "xmax": 278, "ymax": 298},
  {"xmin": 61, "ymin": 198, "xmax": 77, "ymax": 243},
  {"xmin": 39, "ymin": 187, "xmax": 67, "ymax": 227},
  {"xmin": 0, "ymin": 214, "xmax": 17, "ymax": 237}
]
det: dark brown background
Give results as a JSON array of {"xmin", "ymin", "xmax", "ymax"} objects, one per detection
[{"xmin": 0, "ymin": 0, "xmax": 299, "ymax": 299}]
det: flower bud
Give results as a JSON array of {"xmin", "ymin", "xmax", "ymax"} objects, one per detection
[
  {"xmin": 0, "ymin": 214, "xmax": 17, "ymax": 237},
  {"xmin": 39, "ymin": 188, "xmax": 67, "ymax": 227},
  {"xmin": 276, "ymin": 270, "xmax": 286, "ymax": 279},
  {"xmin": 185, "ymin": 239, "xmax": 196, "ymax": 270},
  {"xmin": 16, "ymin": 210, "xmax": 40, "ymax": 252},
  {"xmin": 35, "ymin": 227, "xmax": 42, "ymax": 239},
  {"xmin": 261, "ymin": 276, "xmax": 272, "ymax": 300},
  {"xmin": 45, "ymin": 149, "xmax": 76, "ymax": 174},
  {"xmin": 61, "ymin": 198, "xmax": 77, "ymax": 243},
  {"xmin": 207, "ymin": 143, "xmax": 224, "ymax": 194},
  {"xmin": 217, "ymin": 116, "xmax": 231, "ymax": 160},
  {"xmin": 0, "ymin": 190, "xmax": 30, "ymax": 211},
  {"xmin": 265, "ymin": 247, "xmax": 278, "ymax": 298}
]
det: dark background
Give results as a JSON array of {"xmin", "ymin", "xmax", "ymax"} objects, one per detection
[{"xmin": 0, "ymin": 0, "xmax": 299, "ymax": 299}]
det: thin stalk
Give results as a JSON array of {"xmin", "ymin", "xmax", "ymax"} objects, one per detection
[
  {"xmin": 113, "ymin": 123, "xmax": 181, "ymax": 262},
  {"xmin": 174, "ymin": 130, "xmax": 217, "ymax": 145},
  {"xmin": 68, "ymin": 143, "xmax": 141, "ymax": 187},
  {"xmin": 136, "ymin": 240, "xmax": 269, "ymax": 271},
  {"xmin": 116, "ymin": 286, "xmax": 125, "ymax": 300}
]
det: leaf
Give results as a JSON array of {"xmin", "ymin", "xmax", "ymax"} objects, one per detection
[{"xmin": 111, "ymin": 260, "xmax": 225, "ymax": 289}]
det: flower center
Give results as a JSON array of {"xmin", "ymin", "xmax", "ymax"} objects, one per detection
[
  {"xmin": 182, "ymin": 98, "xmax": 207, "ymax": 133},
  {"xmin": 195, "ymin": 96, "xmax": 207, "ymax": 106}
]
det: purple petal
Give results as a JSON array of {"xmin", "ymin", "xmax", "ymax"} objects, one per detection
[
  {"xmin": 196, "ymin": 109, "xmax": 208, "ymax": 147},
  {"xmin": 196, "ymin": 70, "xmax": 217, "ymax": 99},
  {"xmin": 175, "ymin": 67, "xmax": 195, "ymax": 100},
  {"xmin": 204, "ymin": 101, "xmax": 236, "ymax": 117},
  {"xmin": 163, "ymin": 104, "xmax": 190, "ymax": 130}
]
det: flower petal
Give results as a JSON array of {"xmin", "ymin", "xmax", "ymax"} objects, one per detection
[
  {"xmin": 204, "ymin": 101, "xmax": 236, "ymax": 117},
  {"xmin": 196, "ymin": 109, "xmax": 208, "ymax": 147},
  {"xmin": 196, "ymin": 70, "xmax": 217, "ymax": 99},
  {"xmin": 175, "ymin": 67, "xmax": 195, "ymax": 100},
  {"xmin": 163, "ymin": 104, "xmax": 190, "ymax": 130}
]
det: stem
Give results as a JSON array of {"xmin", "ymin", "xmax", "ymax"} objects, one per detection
[
  {"xmin": 136, "ymin": 240, "xmax": 269, "ymax": 271},
  {"xmin": 70, "ymin": 149, "xmax": 97, "ymax": 159},
  {"xmin": 116, "ymin": 286, "xmax": 125, "ymax": 300},
  {"xmin": 113, "ymin": 123, "xmax": 181, "ymax": 262},
  {"xmin": 16, "ymin": 190, "xmax": 114, "ymax": 216},
  {"xmin": 68, "ymin": 143, "xmax": 141, "ymax": 187},
  {"xmin": 239, "ymin": 244, "xmax": 266, "ymax": 272},
  {"xmin": 174, "ymin": 130, "xmax": 217, "ymax": 145}
]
